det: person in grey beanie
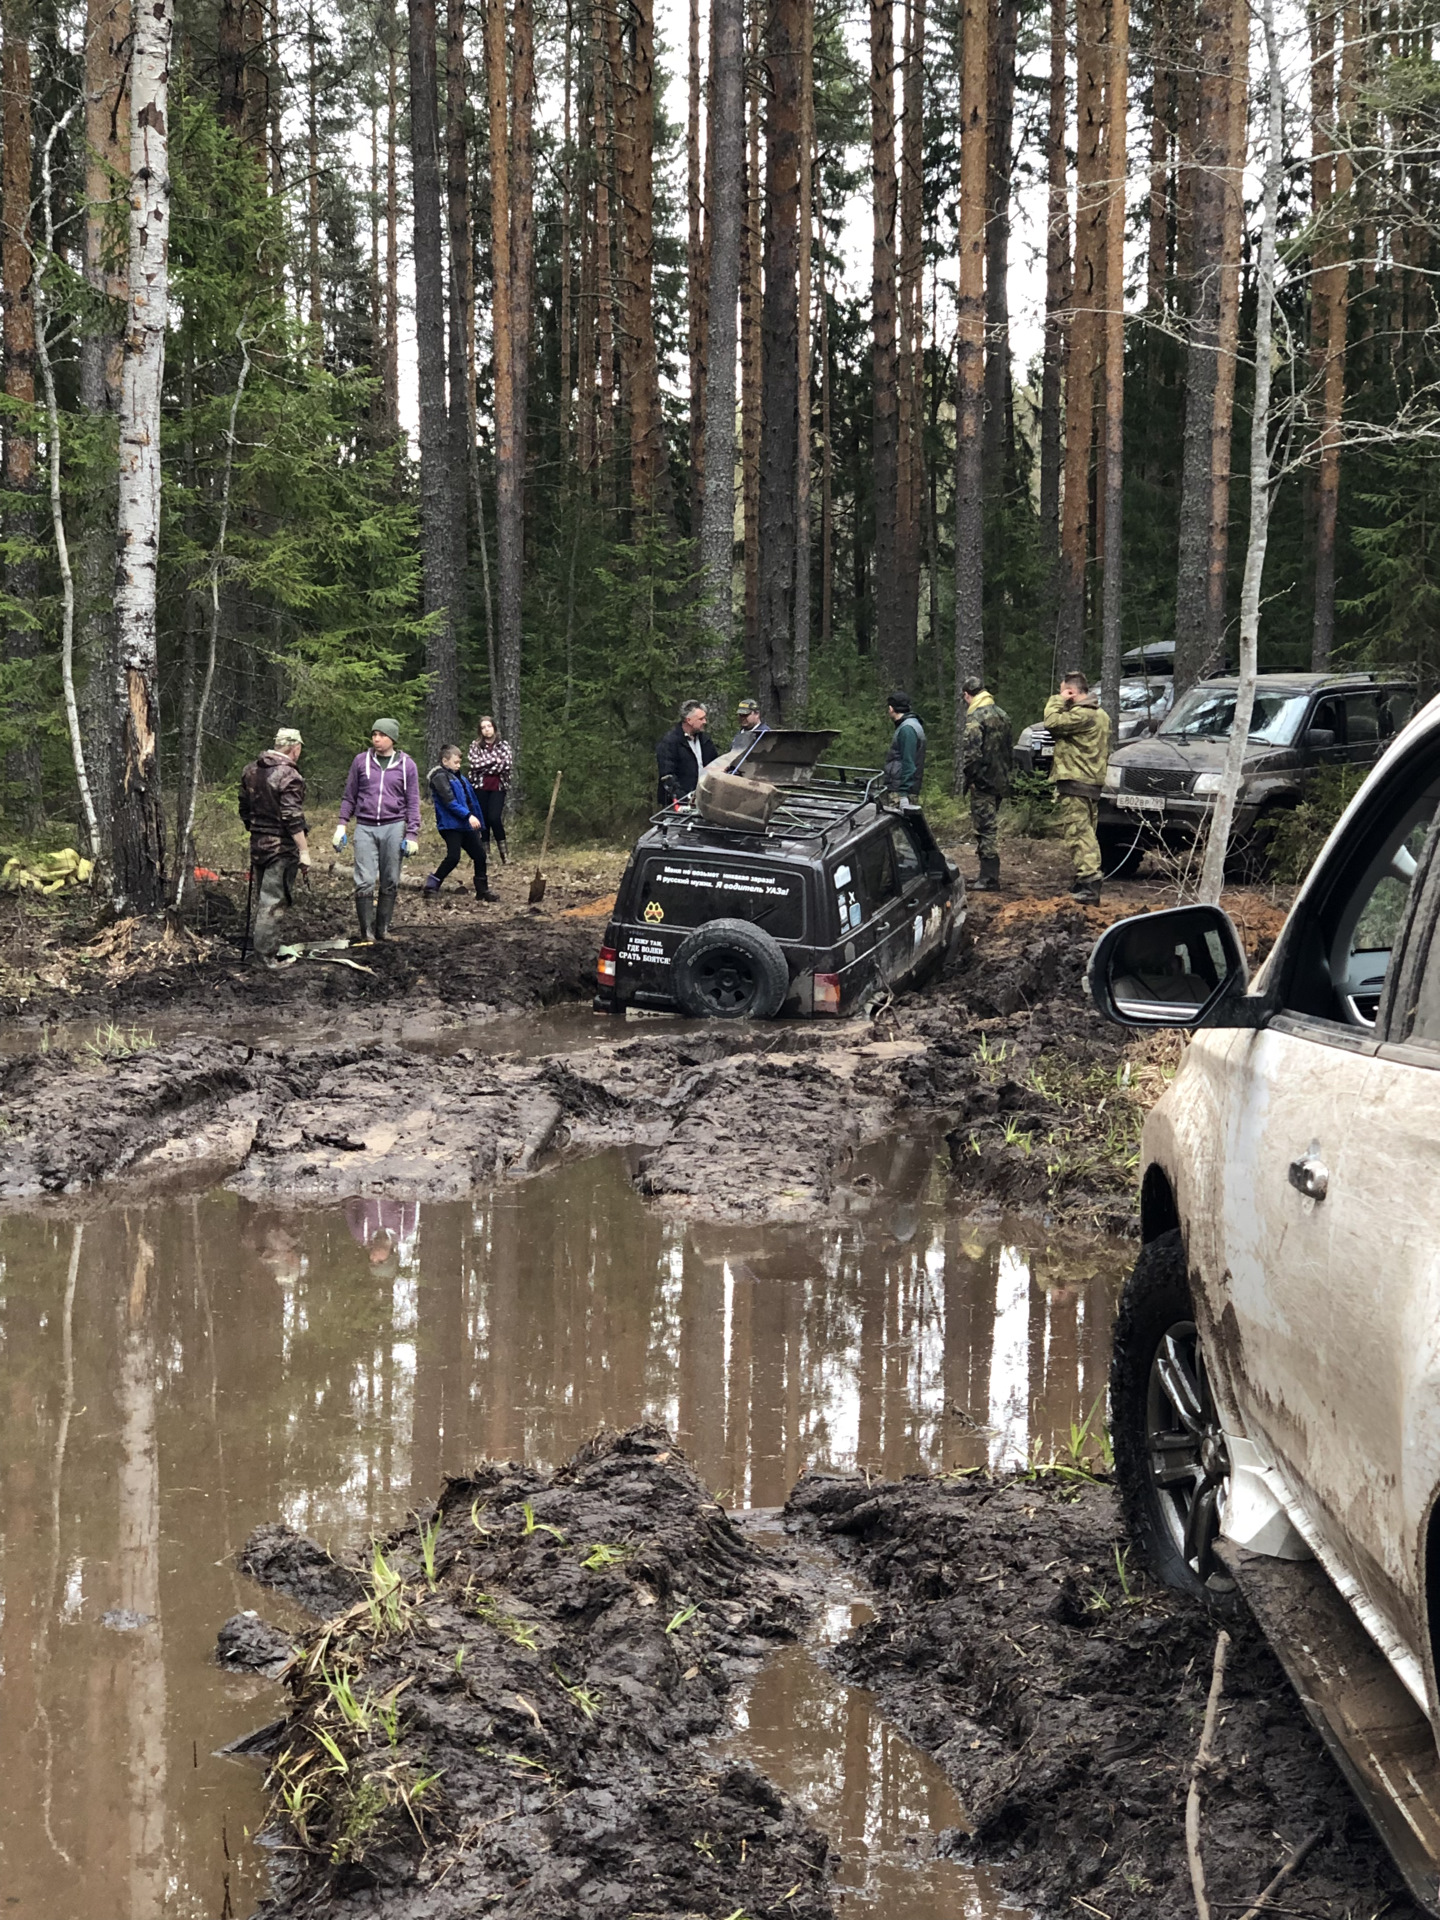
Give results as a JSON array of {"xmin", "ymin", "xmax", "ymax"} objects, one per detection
[{"xmin": 333, "ymin": 720, "xmax": 421, "ymax": 944}]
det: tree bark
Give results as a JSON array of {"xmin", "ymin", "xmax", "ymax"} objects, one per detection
[
  {"xmin": 1058, "ymin": 0, "xmax": 1103, "ymax": 662},
  {"xmin": 626, "ymin": 0, "xmax": 660, "ymax": 512},
  {"xmin": 112, "ymin": 0, "xmax": 174, "ymax": 909},
  {"xmin": 1204, "ymin": 0, "xmax": 1247, "ymax": 656},
  {"xmin": 1098, "ymin": 0, "xmax": 1127, "ymax": 723},
  {"xmin": 488, "ymin": 0, "xmax": 523, "ymax": 760},
  {"xmin": 688, "ymin": 0, "xmax": 705, "ymax": 531},
  {"xmin": 577, "ymin": 39, "xmax": 596, "ymax": 481},
  {"xmin": 306, "ymin": 0, "xmax": 322, "ymax": 355},
  {"xmin": 410, "ymin": 0, "xmax": 459, "ymax": 761},
  {"xmin": 818, "ymin": 191, "xmax": 833, "ymax": 652},
  {"xmin": 384, "ymin": 39, "xmax": 400, "ymax": 431},
  {"xmin": 1146, "ymin": 0, "xmax": 1173, "ymax": 310},
  {"xmin": 759, "ymin": 0, "xmax": 801, "ymax": 717},
  {"xmin": 590, "ymin": 1, "xmax": 616, "ymax": 496},
  {"xmin": 446, "ymin": 0, "xmax": 471, "ymax": 650},
  {"xmin": 896, "ymin": 0, "xmax": 925, "ymax": 664},
  {"xmin": 560, "ymin": 0, "xmax": 574, "ymax": 469},
  {"xmin": 510, "ymin": 0, "xmax": 535, "ymax": 532},
  {"xmin": 952, "ymin": 0, "xmax": 987, "ymax": 754},
  {"xmin": 700, "ymin": 0, "xmax": 745, "ymax": 656},
  {"xmin": 793, "ymin": 0, "xmax": 814, "ymax": 713},
  {"xmin": 982, "ymin": 0, "xmax": 1018, "ymax": 490},
  {"xmin": 871, "ymin": 0, "xmax": 903, "ymax": 687},
  {"xmin": 741, "ymin": 30, "xmax": 762, "ymax": 675},
  {"xmin": 1311, "ymin": 0, "xmax": 1353, "ymax": 668},
  {"xmin": 3, "ymin": 0, "xmax": 40, "ymax": 823},
  {"xmin": 1039, "ymin": 0, "xmax": 1069, "ymax": 571}
]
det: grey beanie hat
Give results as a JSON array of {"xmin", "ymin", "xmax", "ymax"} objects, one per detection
[{"xmin": 371, "ymin": 718, "xmax": 401, "ymax": 742}]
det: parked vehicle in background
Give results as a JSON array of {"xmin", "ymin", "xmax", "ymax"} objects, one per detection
[
  {"xmin": 1097, "ymin": 670, "xmax": 1416, "ymax": 878},
  {"xmin": 1088, "ymin": 691, "xmax": 1440, "ymax": 1909},
  {"xmin": 595, "ymin": 731, "xmax": 963, "ymax": 1020},
  {"xmin": 1013, "ymin": 678, "xmax": 1175, "ymax": 779}
]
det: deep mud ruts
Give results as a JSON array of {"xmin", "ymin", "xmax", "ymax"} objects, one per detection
[
  {"xmin": 232, "ymin": 1426, "xmax": 834, "ymax": 1919},
  {"xmin": 787, "ymin": 1469, "xmax": 1422, "ymax": 1920}
]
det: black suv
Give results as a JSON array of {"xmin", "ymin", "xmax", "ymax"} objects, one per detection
[
  {"xmin": 1098, "ymin": 671, "xmax": 1417, "ymax": 877},
  {"xmin": 594, "ymin": 731, "xmax": 964, "ymax": 1020}
]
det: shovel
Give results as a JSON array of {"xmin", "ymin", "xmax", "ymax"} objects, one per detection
[{"xmin": 528, "ymin": 769, "xmax": 564, "ymax": 906}]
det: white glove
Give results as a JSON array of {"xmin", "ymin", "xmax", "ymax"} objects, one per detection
[
  {"xmin": 332, "ymin": 825, "xmax": 348, "ymax": 850},
  {"xmin": 403, "ymin": 838, "xmax": 419, "ymax": 858}
]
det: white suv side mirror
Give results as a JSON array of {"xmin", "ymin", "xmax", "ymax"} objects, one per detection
[{"xmin": 1088, "ymin": 905, "xmax": 1255, "ymax": 1028}]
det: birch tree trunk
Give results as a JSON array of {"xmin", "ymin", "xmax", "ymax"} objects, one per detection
[
  {"xmin": 699, "ymin": 0, "xmax": 745, "ymax": 656},
  {"xmin": 952, "ymin": 0, "xmax": 988, "ymax": 738},
  {"xmin": 1098, "ymin": 0, "xmax": 1127, "ymax": 724},
  {"xmin": 1199, "ymin": 0, "xmax": 1274, "ymax": 906},
  {"xmin": 113, "ymin": 0, "xmax": 174, "ymax": 910}
]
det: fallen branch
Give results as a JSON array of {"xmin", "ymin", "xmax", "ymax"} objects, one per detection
[
  {"xmin": 1186, "ymin": 1628, "xmax": 1231, "ymax": 1920},
  {"xmin": 1237, "ymin": 1824, "xmax": 1327, "ymax": 1920}
]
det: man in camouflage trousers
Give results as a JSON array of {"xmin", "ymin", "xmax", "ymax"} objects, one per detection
[
  {"xmin": 1044, "ymin": 670, "xmax": 1111, "ymax": 906},
  {"xmin": 960, "ymin": 675, "xmax": 1013, "ymax": 891}
]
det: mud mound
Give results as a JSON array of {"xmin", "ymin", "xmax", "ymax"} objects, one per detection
[
  {"xmin": 787, "ymin": 1470, "xmax": 1420, "ymax": 1920},
  {"xmin": 237, "ymin": 1427, "xmax": 833, "ymax": 1918}
]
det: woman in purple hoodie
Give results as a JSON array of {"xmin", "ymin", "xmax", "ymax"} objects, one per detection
[{"xmin": 333, "ymin": 719, "xmax": 421, "ymax": 943}]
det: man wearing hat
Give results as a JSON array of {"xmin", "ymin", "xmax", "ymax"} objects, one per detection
[
  {"xmin": 960, "ymin": 674, "xmax": 1013, "ymax": 891},
  {"xmin": 731, "ymin": 699, "xmax": 769, "ymax": 754},
  {"xmin": 238, "ymin": 727, "xmax": 311, "ymax": 964},
  {"xmin": 334, "ymin": 720, "xmax": 421, "ymax": 944}
]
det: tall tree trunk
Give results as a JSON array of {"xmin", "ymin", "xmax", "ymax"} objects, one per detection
[
  {"xmin": 1204, "ymin": 0, "xmax": 1247, "ymax": 655},
  {"xmin": 742, "ymin": 30, "xmax": 762, "ymax": 675},
  {"xmin": 871, "ymin": 0, "xmax": 903, "ymax": 687},
  {"xmin": 577, "ymin": 46, "xmax": 596, "ymax": 481},
  {"xmin": 1098, "ymin": 0, "xmax": 1128, "ymax": 723},
  {"xmin": 370, "ymin": 98, "xmax": 383, "ymax": 421},
  {"xmin": 1173, "ymin": 0, "xmax": 1238, "ymax": 690},
  {"xmin": 112, "ymin": 0, "xmax": 174, "ymax": 909},
  {"xmin": 560, "ymin": 0, "xmax": 574, "ymax": 471},
  {"xmin": 384, "ymin": 39, "xmax": 400, "ymax": 430},
  {"xmin": 818, "ymin": 194, "xmax": 833, "ymax": 651},
  {"xmin": 793, "ymin": 0, "xmax": 814, "ymax": 713},
  {"xmin": 700, "ymin": 0, "xmax": 745, "ymax": 655},
  {"xmin": 608, "ymin": 0, "xmax": 659, "ymax": 514},
  {"xmin": 77, "ymin": 0, "xmax": 130, "ymax": 858},
  {"xmin": 306, "ymin": 0, "xmax": 322, "ymax": 357},
  {"xmin": 446, "ymin": 0, "xmax": 471, "ymax": 651},
  {"xmin": 952, "ymin": 0, "xmax": 987, "ymax": 750},
  {"xmin": 982, "ymin": 0, "xmax": 1018, "ymax": 490},
  {"xmin": 590, "ymin": 2, "xmax": 615, "ymax": 496},
  {"xmin": 3, "ymin": 0, "xmax": 40, "ymax": 823},
  {"xmin": 1146, "ymin": 0, "xmax": 1173, "ymax": 309},
  {"xmin": 410, "ymin": 0, "xmax": 459, "ymax": 761},
  {"xmin": 1039, "ymin": 0, "xmax": 1069, "ymax": 572},
  {"xmin": 488, "ymin": 0, "xmax": 523, "ymax": 761},
  {"xmin": 896, "ymin": 0, "xmax": 925, "ymax": 666},
  {"xmin": 510, "ymin": 0, "xmax": 535, "ymax": 532},
  {"xmin": 1311, "ymin": 0, "xmax": 1354, "ymax": 667},
  {"xmin": 759, "ymin": 0, "xmax": 802, "ymax": 717},
  {"xmin": 688, "ymin": 0, "xmax": 705, "ymax": 532},
  {"xmin": 1058, "ymin": 0, "xmax": 1103, "ymax": 662},
  {"xmin": 268, "ymin": 0, "xmax": 284, "ymax": 195}
]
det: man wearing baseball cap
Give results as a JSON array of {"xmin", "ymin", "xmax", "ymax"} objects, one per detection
[
  {"xmin": 731, "ymin": 699, "xmax": 769, "ymax": 754},
  {"xmin": 333, "ymin": 719, "xmax": 421, "ymax": 944},
  {"xmin": 238, "ymin": 727, "xmax": 310, "ymax": 964}
]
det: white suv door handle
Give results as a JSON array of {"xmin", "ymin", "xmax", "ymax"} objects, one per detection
[{"xmin": 1288, "ymin": 1154, "xmax": 1330, "ymax": 1201}]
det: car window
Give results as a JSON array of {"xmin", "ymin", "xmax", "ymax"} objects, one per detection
[
  {"xmin": 1159, "ymin": 687, "xmax": 1310, "ymax": 746},
  {"xmin": 889, "ymin": 822, "xmax": 924, "ymax": 888},
  {"xmin": 638, "ymin": 856, "xmax": 806, "ymax": 940},
  {"xmin": 853, "ymin": 829, "xmax": 898, "ymax": 916},
  {"xmin": 1344, "ymin": 691, "xmax": 1381, "ymax": 755}
]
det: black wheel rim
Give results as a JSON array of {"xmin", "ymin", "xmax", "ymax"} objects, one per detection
[
  {"xmin": 693, "ymin": 950, "xmax": 759, "ymax": 1014},
  {"xmin": 1145, "ymin": 1319, "xmax": 1231, "ymax": 1582}
]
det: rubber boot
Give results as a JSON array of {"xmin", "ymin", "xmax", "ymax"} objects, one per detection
[
  {"xmin": 423, "ymin": 872, "xmax": 441, "ymax": 894},
  {"xmin": 353, "ymin": 893, "xmax": 375, "ymax": 946},
  {"xmin": 971, "ymin": 855, "xmax": 1001, "ymax": 892},
  {"xmin": 1072, "ymin": 877, "xmax": 1102, "ymax": 907},
  {"xmin": 375, "ymin": 886, "xmax": 399, "ymax": 941}
]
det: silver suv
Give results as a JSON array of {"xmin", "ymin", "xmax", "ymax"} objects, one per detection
[{"xmin": 1090, "ymin": 695, "xmax": 1440, "ymax": 1907}]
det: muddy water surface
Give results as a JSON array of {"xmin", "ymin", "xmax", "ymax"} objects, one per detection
[{"xmin": 0, "ymin": 1138, "xmax": 1126, "ymax": 1918}]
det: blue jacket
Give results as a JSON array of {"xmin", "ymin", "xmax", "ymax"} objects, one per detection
[{"xmin": 429, "ymin": 765, "xmax": 484, "ymax": 833}]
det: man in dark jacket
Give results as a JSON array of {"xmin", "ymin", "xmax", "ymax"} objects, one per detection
[
  {"xmin": 960, "ymin": 675, "xmax": 1013, "ymax": 891},
  {"xmin": 656, "ymin": 701, "xmax": 717, "ymax": 806},
  {"xmin": 238, "ymin": 728, "xmax": 310, "ymax": 962},
  {"xmin": 730, "ymin": 699, "xmax": 768, "ymax": 754},
  {"xmin": 883, "ymin": 694, "xmax": 926, "ymax": 797}
]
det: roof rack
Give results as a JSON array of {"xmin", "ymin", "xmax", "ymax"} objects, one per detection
[{"xmin": 648, "ymin": 764, "xmax": 888, "ymax": 842}]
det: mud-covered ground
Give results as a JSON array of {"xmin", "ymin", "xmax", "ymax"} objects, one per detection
[
  {"xmin": 227, "ymin": 1426, "xmax": 835, "ymax": 1919},
  {"xmin": 0, "ymin": 834, "xmax": 1288, "ymax": 1227},
  {"xmin": 787, "ymin": 1469, "xmax": 1421, "ymax": 1920}
]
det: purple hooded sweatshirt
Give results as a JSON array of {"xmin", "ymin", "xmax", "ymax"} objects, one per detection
[{"xmin": 339, "ymin": 748, "xmax": 421, "ymax": 837}]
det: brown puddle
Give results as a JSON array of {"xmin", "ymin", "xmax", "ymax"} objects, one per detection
[{"xmin": 0, "ymin": 1137, "xmax": 1128, "ymax": 1918}]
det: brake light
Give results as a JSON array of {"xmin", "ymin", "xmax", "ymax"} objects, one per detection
[
  {"xmin": 597, "ymin": 946, "xmax": 617, "ymax": 985},
  {"xmin": 814, "ymin": 971, "xmax": 841, "ymax": 1014}
]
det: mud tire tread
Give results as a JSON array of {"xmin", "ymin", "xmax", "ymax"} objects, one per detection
[{"xmin": 671, "ymin": 918, "xmax": 790, "ymax": 1020}]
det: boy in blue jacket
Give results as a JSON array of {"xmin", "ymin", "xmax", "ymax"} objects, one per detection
[{"xmin": 424, "ymin": 747, "xmax": 496, "ymax": 900}]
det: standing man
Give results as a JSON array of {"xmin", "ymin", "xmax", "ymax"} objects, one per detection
[
  {"xmin": 334, "ymin": 719, "xmax": 421, "ymax": 944},
  {"xmin": 960, "ymin": 675, "xmax": 1013, "ymax": 892},
  {"xmin": 883, "ymin": 693, "xmax": 926, "ymax": 798},
  {"xmin": 1044, "ymin": 670, "xmax": 1111, "ymax": 905},
  {"xmin": 655, "ymin": 700, "xmax": 717, "ymax": 806},
  {"xmin": 238, "ymin": 728, "xmax": 311, "ymax": 964},
  {"xmin": 730, "ymin": 699, "xmax": 768, "ymax": 754}
]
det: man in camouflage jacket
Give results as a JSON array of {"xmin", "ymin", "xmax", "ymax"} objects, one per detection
[
  {"xmin": 960, "ymin": 675, "xmax": 1013, "ymax": 891},
  {"xmin": 1044, "ymin": 672, "xmax": 1111, "ymax": 905}
]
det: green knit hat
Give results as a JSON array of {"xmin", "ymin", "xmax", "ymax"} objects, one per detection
[{"xmin": 371, "ymin": 718, "xmax": 401, "ymax": 743}]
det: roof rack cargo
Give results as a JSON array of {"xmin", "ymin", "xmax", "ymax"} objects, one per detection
[{"xmin": 649, "ymin": 765, "xmax": 888, "ymax": 843}]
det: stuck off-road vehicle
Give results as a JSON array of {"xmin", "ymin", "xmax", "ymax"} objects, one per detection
[
  {"xmin": 1098, "ymin": 669, "xmax": 1416, "ymax": 877},
  {"xmin": 594, "ymin": 730, "xmax": 963, "ymax": 1020},
  {"xmin": 1089, "ymin": 689, "xmax": 1440, "ymax": 1909}
]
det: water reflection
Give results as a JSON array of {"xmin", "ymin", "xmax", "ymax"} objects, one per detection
[{"xmin": 0, "ymin": 1142, "xmax": 1128, "ymax": 1918}]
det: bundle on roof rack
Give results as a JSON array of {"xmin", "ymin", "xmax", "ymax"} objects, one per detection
[{"xmin": 694, "ymin": 729, "xmax": 841, "ymax": 831}]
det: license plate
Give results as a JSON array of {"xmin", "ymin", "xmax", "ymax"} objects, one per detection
[{"xmin": 1114, "ymin": 792, "xmax": 1166, "ymax": 812}]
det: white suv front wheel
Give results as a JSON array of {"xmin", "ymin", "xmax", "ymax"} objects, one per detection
[{"xmin": 1110, "ymin": 1231, "xmax": 1237, "ymax": 1606}]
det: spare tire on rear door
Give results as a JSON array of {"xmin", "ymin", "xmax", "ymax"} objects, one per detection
[{"xmin": 672, "ymin": 918, "xmax": 790, "ymax": 1020}]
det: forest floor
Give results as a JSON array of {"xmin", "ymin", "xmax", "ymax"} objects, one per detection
[{"xmin": 0, "ymin": 829, "xmax": 1290, "ymax": 1226}]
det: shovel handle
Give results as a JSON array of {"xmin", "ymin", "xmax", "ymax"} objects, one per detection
[{"xmin": 538, "ymin": 769, "xmax": 563, "ymax": 866}]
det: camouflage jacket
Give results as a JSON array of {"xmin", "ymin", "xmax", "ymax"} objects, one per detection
[
  {"xmin": 239, "ymin": 750, "xmax": 308, "ymax": 866},
  {"xmin": 962, "ymin": 692, "xmax": 1013, "ymax": 795},
  {"xmin": 1043, "ymin": 694, "xmax": 1111, "ymax": 792}
]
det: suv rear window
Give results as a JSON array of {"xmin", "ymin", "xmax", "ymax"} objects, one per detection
[{"xmin": 637, "ymin": 856, "xmax": 806, "ymax": 940}]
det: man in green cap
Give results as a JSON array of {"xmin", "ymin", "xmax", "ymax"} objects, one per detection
[
  {"xmin": 960, "ymin": 675, "xmax": 1012, "ymax": 891},
  {"xmin": 334, "ymin": 720, "xmax": 421, "ymax": 943},
  {"xmin": 238, "ymin": 727, "xmax": 310, "ymax": 964},
  {"xmin": 1044, "ymin": 671, "xmax": 1111, "ymax": 905}
]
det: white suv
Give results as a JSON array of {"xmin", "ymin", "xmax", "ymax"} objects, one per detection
[{"xmin": 1089, "ymin": 694, "xmax": 1440, "ymax": 1910}]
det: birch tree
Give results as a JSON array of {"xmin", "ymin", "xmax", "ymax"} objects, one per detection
[{"xmin": 112, "ymin": 0, "xmax": 175, "ymax": 910}]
